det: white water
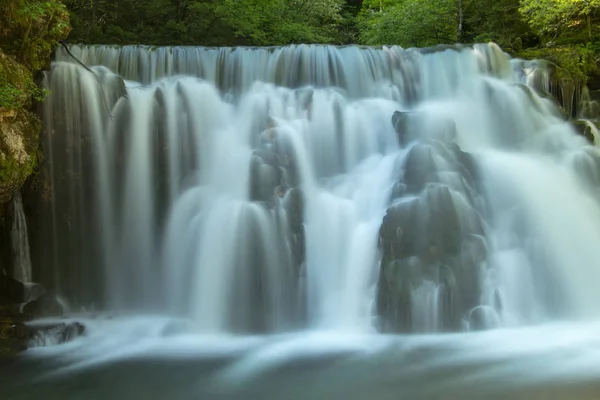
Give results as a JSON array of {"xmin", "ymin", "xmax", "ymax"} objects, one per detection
[
  {"xmin": 11, "ymin": 190, "xmax": 32, "ymax": 284},
  {"xmin": 34, "ymin": 42, "xmax": 600, "ymax": 337},
  {"xmin": 11, "ymin": 314, "xmax": 600, "ymax": 400}
]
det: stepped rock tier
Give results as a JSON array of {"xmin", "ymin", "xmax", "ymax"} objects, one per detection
[{"xmin": 29, "ymin": 42, "xmax": 600, "ymax": 334}]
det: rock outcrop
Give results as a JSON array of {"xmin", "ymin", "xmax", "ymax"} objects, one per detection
[
  {"xmin": 0, "ymin": 0, "xmax": 70, "ymax": 355},
  {"xmin": 0, "ymin": 1, "xmax": 70, "ymax": 203},
  {"xmin": 0, "ymin": 107, "xmax": 40, "ymax": 203},
  {"xmin": 377, "ymin": 111, "xmax": 490, "ymax": 333}
]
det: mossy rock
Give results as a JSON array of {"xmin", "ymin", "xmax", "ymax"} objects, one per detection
[
  {"xmin": 572, "ymin": 119, "xmax": 596, "ymax": 144},
  {"xmin": 0, "ymin": 49, "xmax": 35, "ymax": 112},
  {"xmin": 0, "ymin": 305, "xmax": 28, "ymax": 356},
  {"xmin": 516, "ymin": 46, "xmax": 599, "ymax": 86},
  {"xmin": 0, "ymin": 109, "xmax": 40, "ymax": 203},
  {"xmin": 0, "ymin": 0, "xmax": 71, "ymax": 72}
]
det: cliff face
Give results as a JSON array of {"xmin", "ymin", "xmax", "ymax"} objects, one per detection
[
  {"xmin": 0, "ymin": 0, "xmax": 70, "ymax": 356},
  {"xmin": 0, "ymin": 0, "xmax": 70, "ymax": 205}
]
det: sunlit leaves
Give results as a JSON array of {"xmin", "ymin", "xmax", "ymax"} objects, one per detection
[
  {"xmin": 359, "ymin": 0, "xmax": 458, "ymax": 47},
  {"xmin": 519, "ymin": 0, "xmax": 600, "ymax": 42}
]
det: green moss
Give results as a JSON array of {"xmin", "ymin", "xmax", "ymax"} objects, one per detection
[
  {"xmin": 0, "ymin": 1, "xmax": 70, "ymax": 202},
  {"xmin": 0, "ymin": 305, "xmax": 29, "ymax": 356},
  {"xmin": 0, "ymin": 0, "xmax": 71, "ymax": 72},
  {"xmin": 0, "ymin": 49, "xmax": 35, "ymax": 111},
  {"xmin": 0, "ymin": 110, "xmax": 41, "ymax": 202},
  {"xmin": 516, "ymin": 45, "xmax": 599, "ymax": 85}
]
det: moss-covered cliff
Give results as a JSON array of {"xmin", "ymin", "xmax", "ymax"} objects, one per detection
[
  {"xmin": 0, "ymin": 0, "xmax": 70, "ymax": 356},
  {"xmin": 0, "ymin": 0, "xmax": 70, "ymax": 203}
]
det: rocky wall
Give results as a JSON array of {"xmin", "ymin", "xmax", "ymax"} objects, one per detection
[{"xmin": 0, "ymin": 0, "xmax": 70, "ymax": 356}]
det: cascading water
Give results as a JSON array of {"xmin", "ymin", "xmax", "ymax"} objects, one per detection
[
  {"xmin": 9, "ymin": 42, "xmax": 600, "ymax": 400},
  {"xmin": 31, "ymin": 42, "xmax": 600, "ymax": 336},
  {"xmin": 11, "ymin": 190, "xmax": 32, "ymax": 284}
]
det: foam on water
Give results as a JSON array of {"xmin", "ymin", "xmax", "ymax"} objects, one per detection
[{"xmin": 28, "ymin": 43, "xmax": 600, "ymax": 345}]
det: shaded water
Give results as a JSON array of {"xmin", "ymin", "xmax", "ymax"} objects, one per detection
[
  {"xmin": 11, "ymin": 43, "xmax": 600, "ymax": 398},
  {"xmin": 4, "ymin": 316, "xmax": 600, "ymax": 399},
  {"xmin": 11, "ymin": 190, "xmax": 32, "ymax": 284}
]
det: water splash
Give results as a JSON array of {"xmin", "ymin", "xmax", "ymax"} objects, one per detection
[
  {"xmin": 34, "ymin": 43, "xmax": 600, "ymax": 334},
  {"xmin": 11, "ymin": 190, "xmax": 32, "ymax": 284}
]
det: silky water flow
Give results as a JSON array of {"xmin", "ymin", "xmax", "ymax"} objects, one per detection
[{"xmin": 6, "ymin": 43, "xmax": 600, "ymax": 400}]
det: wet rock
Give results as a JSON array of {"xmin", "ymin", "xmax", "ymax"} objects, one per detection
[
  {"xmin": 391, "ymin": 111, "xmax": 410, "ymax": 146},
  {"xmin": 467, "ymin": 306, "xmax": 500, "ymax": 331},
  {"xmin": 22, "ymin": 293, "xmax": 64, "ymax": 318},
  {"xmin": 401, "ymin": 144, "xmax": 439, "ymax": 193},
  {"xmin": 377, "ymin": 179, "xmax": 488, "ymax": 333},
  {"xmin": 0, "ymin": 109, "xmax": 41, "ymax": 203},
  {"xmin": 0, "ymin": 272, "xmax": 24, "ymax": 303},
  {"xmin": 28, "ymin": 321, "xmax": 85, "ymax": 347},
  {"xmin": 249, "ymin": 149, "xmax": 284, "ymax": 203},
  {"xmin": 383, "ymin": 184, "xmax": 466, "ymax": 259},
  {"xmin": 389, "ymin": 182, "xmax": 407, "ymax": 202},
  {"xmin": 438, "ymin": 264, "xmax": 460, "ymax": 330},
  {"xmin": 572, "ymin": 119, "xmax": 595, "ymax": 144},
  {"xmin": 0, "ymin": 304, "xmax": 28, "ymax": 355},
  {"xmin": 377, "ymin": 258, "xmax": 416, "ymax": 333},
  {"xmin": 283, "ymin": 187, "xmax": 304, "ymax": 234},
  {"xmin": 379, "ymin": 199, "xmax": 419, "ymax": 259}
]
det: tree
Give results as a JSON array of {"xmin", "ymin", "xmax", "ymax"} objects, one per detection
[
  {"xmin": 63, "ymin": 0, "xmax": 348, "ymax": 46},
  {"xmin": 465, "ymin": 0, "xmax": 536, "ymax": 51},
  {"xmin": 519, "ymin": 0, "xmax": 600, "ymax": 43},
  {"xmin": 359, "ymin": 0, "xmax": 458, "ymax": 47}
]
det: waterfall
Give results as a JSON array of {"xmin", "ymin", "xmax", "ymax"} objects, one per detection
[
  {"xmin": 35, "ymin": 42, "xmax": 600, "ymax": 334},
  {"xmin": 11, "ymin": 190, "xmax": 32, "ymax": 284}
]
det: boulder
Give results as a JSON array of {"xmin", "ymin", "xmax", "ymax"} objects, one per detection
[
  {"xmin": 28, "ymin": 321, "xmax": 85, "ymax": 347},
  {"xmin": 0, "ymin": 272, "xmax": 24, "ymax": 303},
  {"xmin": 572, "ymin": 119, "xmax": 596, "ymax": 144},
  {"xmin": 401, "ymin": 144, "xmax": 439, "ymax": 193},
  {"xmin": 0, "ymin": 304, "xmax": 28, "ymax": 355},
  {"xmin": 22, "ymin": 293, "xmax": 64, "ymax": 318},
  {"xmin": 391, "ymin": 111, "xmax": 410, "ymax": 146},
  {"xmin": 467, "ymin": 306, "xmax": 501, "ymax": 331},
  {"xmin": 0, "ymin": 109, "xmax": 40, "ymax": 203}
]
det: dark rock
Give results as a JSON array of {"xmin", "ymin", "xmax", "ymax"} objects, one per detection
[
  {"xmin": 467, "ymin": 306, "xmax": 500, "ymax": 331},
  {"xmin": 0, "ymin": 273, "xmax": 24, "ymax": 303},
  {"xmin": 401, "ymin": 144, "xmax": 439, "ymax": 193},
  {"xmin": 391, "ymin": 111, "xmax": 410, "ymax": 146},
  {"xmin": 379, "ymin": 199, "xmax": 419, "ymax": 260},
  {"xmin": 249, "ymin": 154, "xmax": 281, "ymax": 203},
  {"xmin": 377, "ymin": 258, "xmax": 416, "ymax": 333},
  {"xmin": 22, "ymin": 293, "xmax": 64, "ymax": 318},
  {"xmin": 0, "ymin": 305, "xmax": 28, "ymax": 356},
  {"xmin": 438, "ymin": 264, "xmax": 460, "ymax": 330},
  {"xmin": 572, "ymin": 119, "xmax": 595, "ymax": 144},
  {"xmin": 28, "ymin": 321, "xmax": 85, "ymax": 347},
  {"xmin": 377, "ymin": 178, "xmax": 488, "ymax": 333},
  {"xmin": 389, "ymin": 182, "xmax": 407, "ymax": 202},
  {"xmin": 283, "ymin": 187, "xmax": 304, "ymax": 234}
]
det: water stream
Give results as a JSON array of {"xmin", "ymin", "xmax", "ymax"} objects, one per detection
[
  {"xmin": 8, "ymin": 43, "xmax": 600, "ymax": 398},
  {"xmin": 11, "ymin": 190, "xmax": 32, "ymax": 284}
]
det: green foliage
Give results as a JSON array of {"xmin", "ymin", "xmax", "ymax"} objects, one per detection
[
  {"xmin": 516, "ymin": 0, "xmax": 600, "ymax": 85},
  {"xmin": 359, "ymin": 0, "xmax": 458, "ymax": 47},
  {"xmin": 64, "ymin": 0, "xmax": 347, "ymax": 46},
  {"xmin": 0, "ymin": 109, "xmax": 41, "ymax": 198},
  {"xmin": 518, "ymin": 45, "xmax": 600, "ymax": 84},
  {"xmin": 519, "ymin": 0, "xmax": 600, "ymax": 43},
  {"xmin": 0, "ymin": 0, "xmax": 71, "ymax": 71},
  {"xmin": 465, "ymin": 0, "xmax": 537, "ymax": 51},
  {"xmin": 0, "ymin": 0, "xmax": 69, "ymax": 113},
  {"xmin": 0, "ymin": 50, "xmax": 34, "ymax": 111}
]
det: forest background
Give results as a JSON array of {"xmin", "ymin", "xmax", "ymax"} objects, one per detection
[{"xmin": 60, "ymin": 0, "xmax": 600, "ymax": 84}]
